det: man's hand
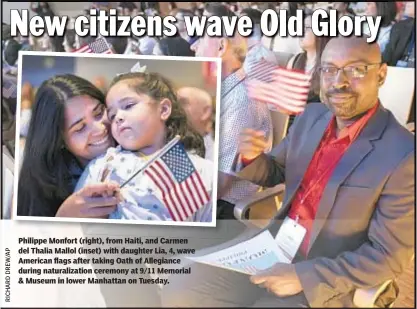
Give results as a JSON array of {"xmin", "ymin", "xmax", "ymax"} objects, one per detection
[
  {"xmin": 250, "ymin": 263, "xmax": 303, "ymax": 297},
  {"xmin": 238, "ymin": 128, "xmax": 269, "ymax": 161}
]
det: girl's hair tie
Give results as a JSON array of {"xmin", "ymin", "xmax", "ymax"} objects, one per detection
[{"xmin": 116, "ymin": 61, "xmax": 147, "ymax": 77}]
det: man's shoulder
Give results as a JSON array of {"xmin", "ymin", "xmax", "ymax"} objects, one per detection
[
  {"xmin": 382, "ymin": 112, "xmax": 415, "ymax": 154},
  {"xmin": 298, "ymin": 102, "xmax": 330, "ymax": 122},
  {"xmin": 303, "ymin": 102, "xmax": 329, "ymax": 113}
]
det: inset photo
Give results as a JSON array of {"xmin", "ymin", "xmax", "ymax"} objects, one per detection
[{"xmin": 14, "ymin": 51, "xmax": 221, "ymax": 227}]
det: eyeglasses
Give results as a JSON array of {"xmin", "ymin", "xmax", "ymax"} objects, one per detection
[{"xmin": 319, "ymin": 63, "xmax": 381, "ymax": 79}]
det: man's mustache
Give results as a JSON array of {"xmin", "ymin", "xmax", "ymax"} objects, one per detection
[{"xmin": 326, "ymin": 89, "xmax": 356, "ymax": 96}]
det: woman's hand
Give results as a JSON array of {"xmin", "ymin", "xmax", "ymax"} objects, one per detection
[{"xmin": 56, "ymin": 182, "xmax": 122, "ymax": 218}]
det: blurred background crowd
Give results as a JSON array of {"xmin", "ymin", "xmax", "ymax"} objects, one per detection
[
  {"xmin": 2, "ymin": 0, "xmax": 415, "ymax": 173},
  {"xmin": 2, "ymin": 0, "xmax": 416, "ymax": 211},
  {"xmin": 2, "ymin": 0, "xmax": 415, "ymax": 181}
]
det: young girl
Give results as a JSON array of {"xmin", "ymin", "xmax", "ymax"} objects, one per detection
[{"xmin": 75, "ymin": 72, "xmax": 214, "ymax": 222}]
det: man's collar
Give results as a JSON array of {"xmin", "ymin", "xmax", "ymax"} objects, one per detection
[
  {"xmin": 221, "ymin": 67, "xmax": 246, "ymax": 98},
  {"xmin": 331, "ymin": 102, "xmax": 381, "ymax": 141}
]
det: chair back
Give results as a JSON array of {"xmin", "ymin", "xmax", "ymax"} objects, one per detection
[
  {"xmin": 269, "ymin": 110, "xmax": 290, "ymax": 147},
  {"xmin": 379, "ymin": 66, "xmax": 415, "ymax": 126}
]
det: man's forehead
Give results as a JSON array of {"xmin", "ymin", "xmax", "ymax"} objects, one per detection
[{"xmin": 322, "ymin": 37, "xmax": 381, "ymax": 64}]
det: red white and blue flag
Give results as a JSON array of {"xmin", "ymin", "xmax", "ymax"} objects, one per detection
[
  {"xmin": 144, "ymin": 142, "xmax": 210, "ymax": 221},
  {"xmin": 74, "ymin": 36, "xmax": 113, "ymax": 54},
  {"xmin": 246, "ymin": 59, "xmax": 311, "ymax": 114}
]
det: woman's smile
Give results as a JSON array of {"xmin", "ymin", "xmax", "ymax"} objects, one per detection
[{"xmin": 89, "ymin": 134, "xmax": 110, "ymax": 147}]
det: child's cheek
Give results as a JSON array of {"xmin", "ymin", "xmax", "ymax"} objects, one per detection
[{"xmin": 111, "ymin": 123, "xmax": 118, "ymax": 138}]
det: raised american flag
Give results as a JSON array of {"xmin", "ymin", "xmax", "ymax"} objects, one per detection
[
  {"xmin": 74, "ymin": 36, "xmax": 113, "ymax": 54},
  {"xmin": 246, "ymin": 58, "xmax": 278, "ymax": 83},
  {"xmin": 144, "ymin": 141, "xmax": 210, "ymax": 221},
  {"xmin": 246, "ymin": 60, "xmax": 311, "ymax": 114}
]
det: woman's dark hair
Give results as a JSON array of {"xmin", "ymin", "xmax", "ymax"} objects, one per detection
[
  {"xmin": 119, "ymin": 1, "xmax": 137, "ymax": 10},
  {"xmin": 205, "ymin": 2, "xmax": 236, "ymax": 17},
  {"xmin": 50, "ymin": 35, "xmax": 65, "ymax": 52},
  {"xmin": 241, "ymin": 8, "xmax": 262, "ymax": 24},
  {"xmin": 293, "ymin": 15, "xmax": 332, "ymax": 99},
  {"xmin": 287, "ymin": 2, "xmax": 298, "ymax": 18},
  {"xmin": 106, "ymin": 36, "xmax": 128, "ymax": 54},
  {"xmin": 109, "ymin": 72, "xmax": 205, "ymax": 157},
  {"xmin": 64, "ymin": 29, "xmax": 76, "ymax": 50},
  {"xmin": 17, "ymin": 74, "xmax": 105, "ymax": 217},
  {"xmin": 4, "ymin": 39, "xmax": 22, "ymax": 66},
  {"xmin": 375, "ymin": 2, "xmax": 397, "ymax": 27},
  {"xmin": 158, "ymin": 37, "xmax": 194, "ymax": 57}
]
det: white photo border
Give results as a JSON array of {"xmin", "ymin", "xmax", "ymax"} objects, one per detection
[{"xmin": 13, "ymin": 51, "xmax": 222, "ymax": 228}]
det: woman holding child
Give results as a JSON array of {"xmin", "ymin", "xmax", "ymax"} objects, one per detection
[{"xmin": 17, "ymin": 70, "xmax": 213, "ymax": 222}]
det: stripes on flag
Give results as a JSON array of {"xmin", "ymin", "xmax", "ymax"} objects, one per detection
[
  {"xmin": 247, "ymin": 58, "xmax": 279, "ymax": 83},
  {"xmin": 247, "ymin": 65, "xmax": 311, "ymax": 115},
  {"xmin": 74, "ymin": 36, "xmax": 113, "ymax": 54},
  {"xmin": 144, "ymin": 142, "xmax": 210, "ymax": 221}
]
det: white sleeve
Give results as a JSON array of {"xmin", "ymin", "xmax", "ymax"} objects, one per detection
[{"xmin": 192, "ymin": 200, "xmax": 213, "ymax": 222}]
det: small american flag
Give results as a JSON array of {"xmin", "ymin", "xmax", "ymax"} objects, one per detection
[
  {"xmin": 74, "ymin": 36, "xmax": 113, "ymax": 54},
  {"xmin": 144, "ymin": 141, "xmax": 210, "ymax": 221},
  {"xmin": 2, "ymin": 75, "xmax": 17, "ymax": 99},
  {"xmin": 247, "ymin": 61, "xmax": 311, "ymax": 114},
  {"xmin": 247, "ymin": 58, "xmax": 278, "ymax": 83}
]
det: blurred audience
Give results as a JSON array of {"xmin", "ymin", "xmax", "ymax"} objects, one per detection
[
  {"xmin": 261, "ymin": 2, "xmax": 302, "ymax": 55},
  {"xmin": 192, "ymin": 3, "xmax": 272, "ymax": 219},
  {"xmin": 333, "ymin": 2, "xmax": 356, "ymax": 17},
  {"xmin": 153, "ymin": 37, "xmax": 195, "ymax": 57},
  {"xmin": 240, "ymin": 8, "xmax": 276, "ymax": 73},
  {"xmin": 19, "ymin": 82, "xmax": 35, "ymax": 138},
  {"xmin": 168, "ymin": 2, "xmax": 178, "ymax": 14},
  {"xmin": 288, "ymin": 14, "xmax": 332, "ymax": 101},
  {"xmin": 92, "ymin": 76, "xmax": 108, "ymax": 93},
  {"xmin": 175, "ymin": 9, "xmax": 198, "ymax": 45},
  {"xmin": 2, "ymin": 97, "xmax": 16, "ymax": 156},
  {"xmin": 63, "ymin": 29, "xmax": 77, "ymax": 52},
  {"xmin": 402, "ymin": 1, "xmax": 415, "ymax": 19},
  {"xmin": 30, "ymin": 2, "xmax": 55, "ymax": 18},
  {"xmin": 285, "ymin": 13, "xmax": 331, "ymax": 130},
  {"xmin": 3, "ymin": 39, "xmax": 22, "ymax": 67},
  {"xmin": 365, "ymin": 2, "xmax": 397, "ymax": 53},
  {"xmin": 118, "ymin": 1, "xmax": 137, "ymax": 16},
  {"xmin": 178, "ymin": 87, "xmax": 215, "ymax": 161},
  {"xmin": 106, "ymin": 36, "xmax": 128, "ymax": 54},
  {"xmin": 383, "ymin": 10, "xmax": 415, "ymax": 67}
]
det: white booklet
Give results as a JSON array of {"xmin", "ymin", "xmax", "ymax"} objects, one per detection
[{"xmin": 186, "ymin": 230, "xmax": 291, "ymax": 275}]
